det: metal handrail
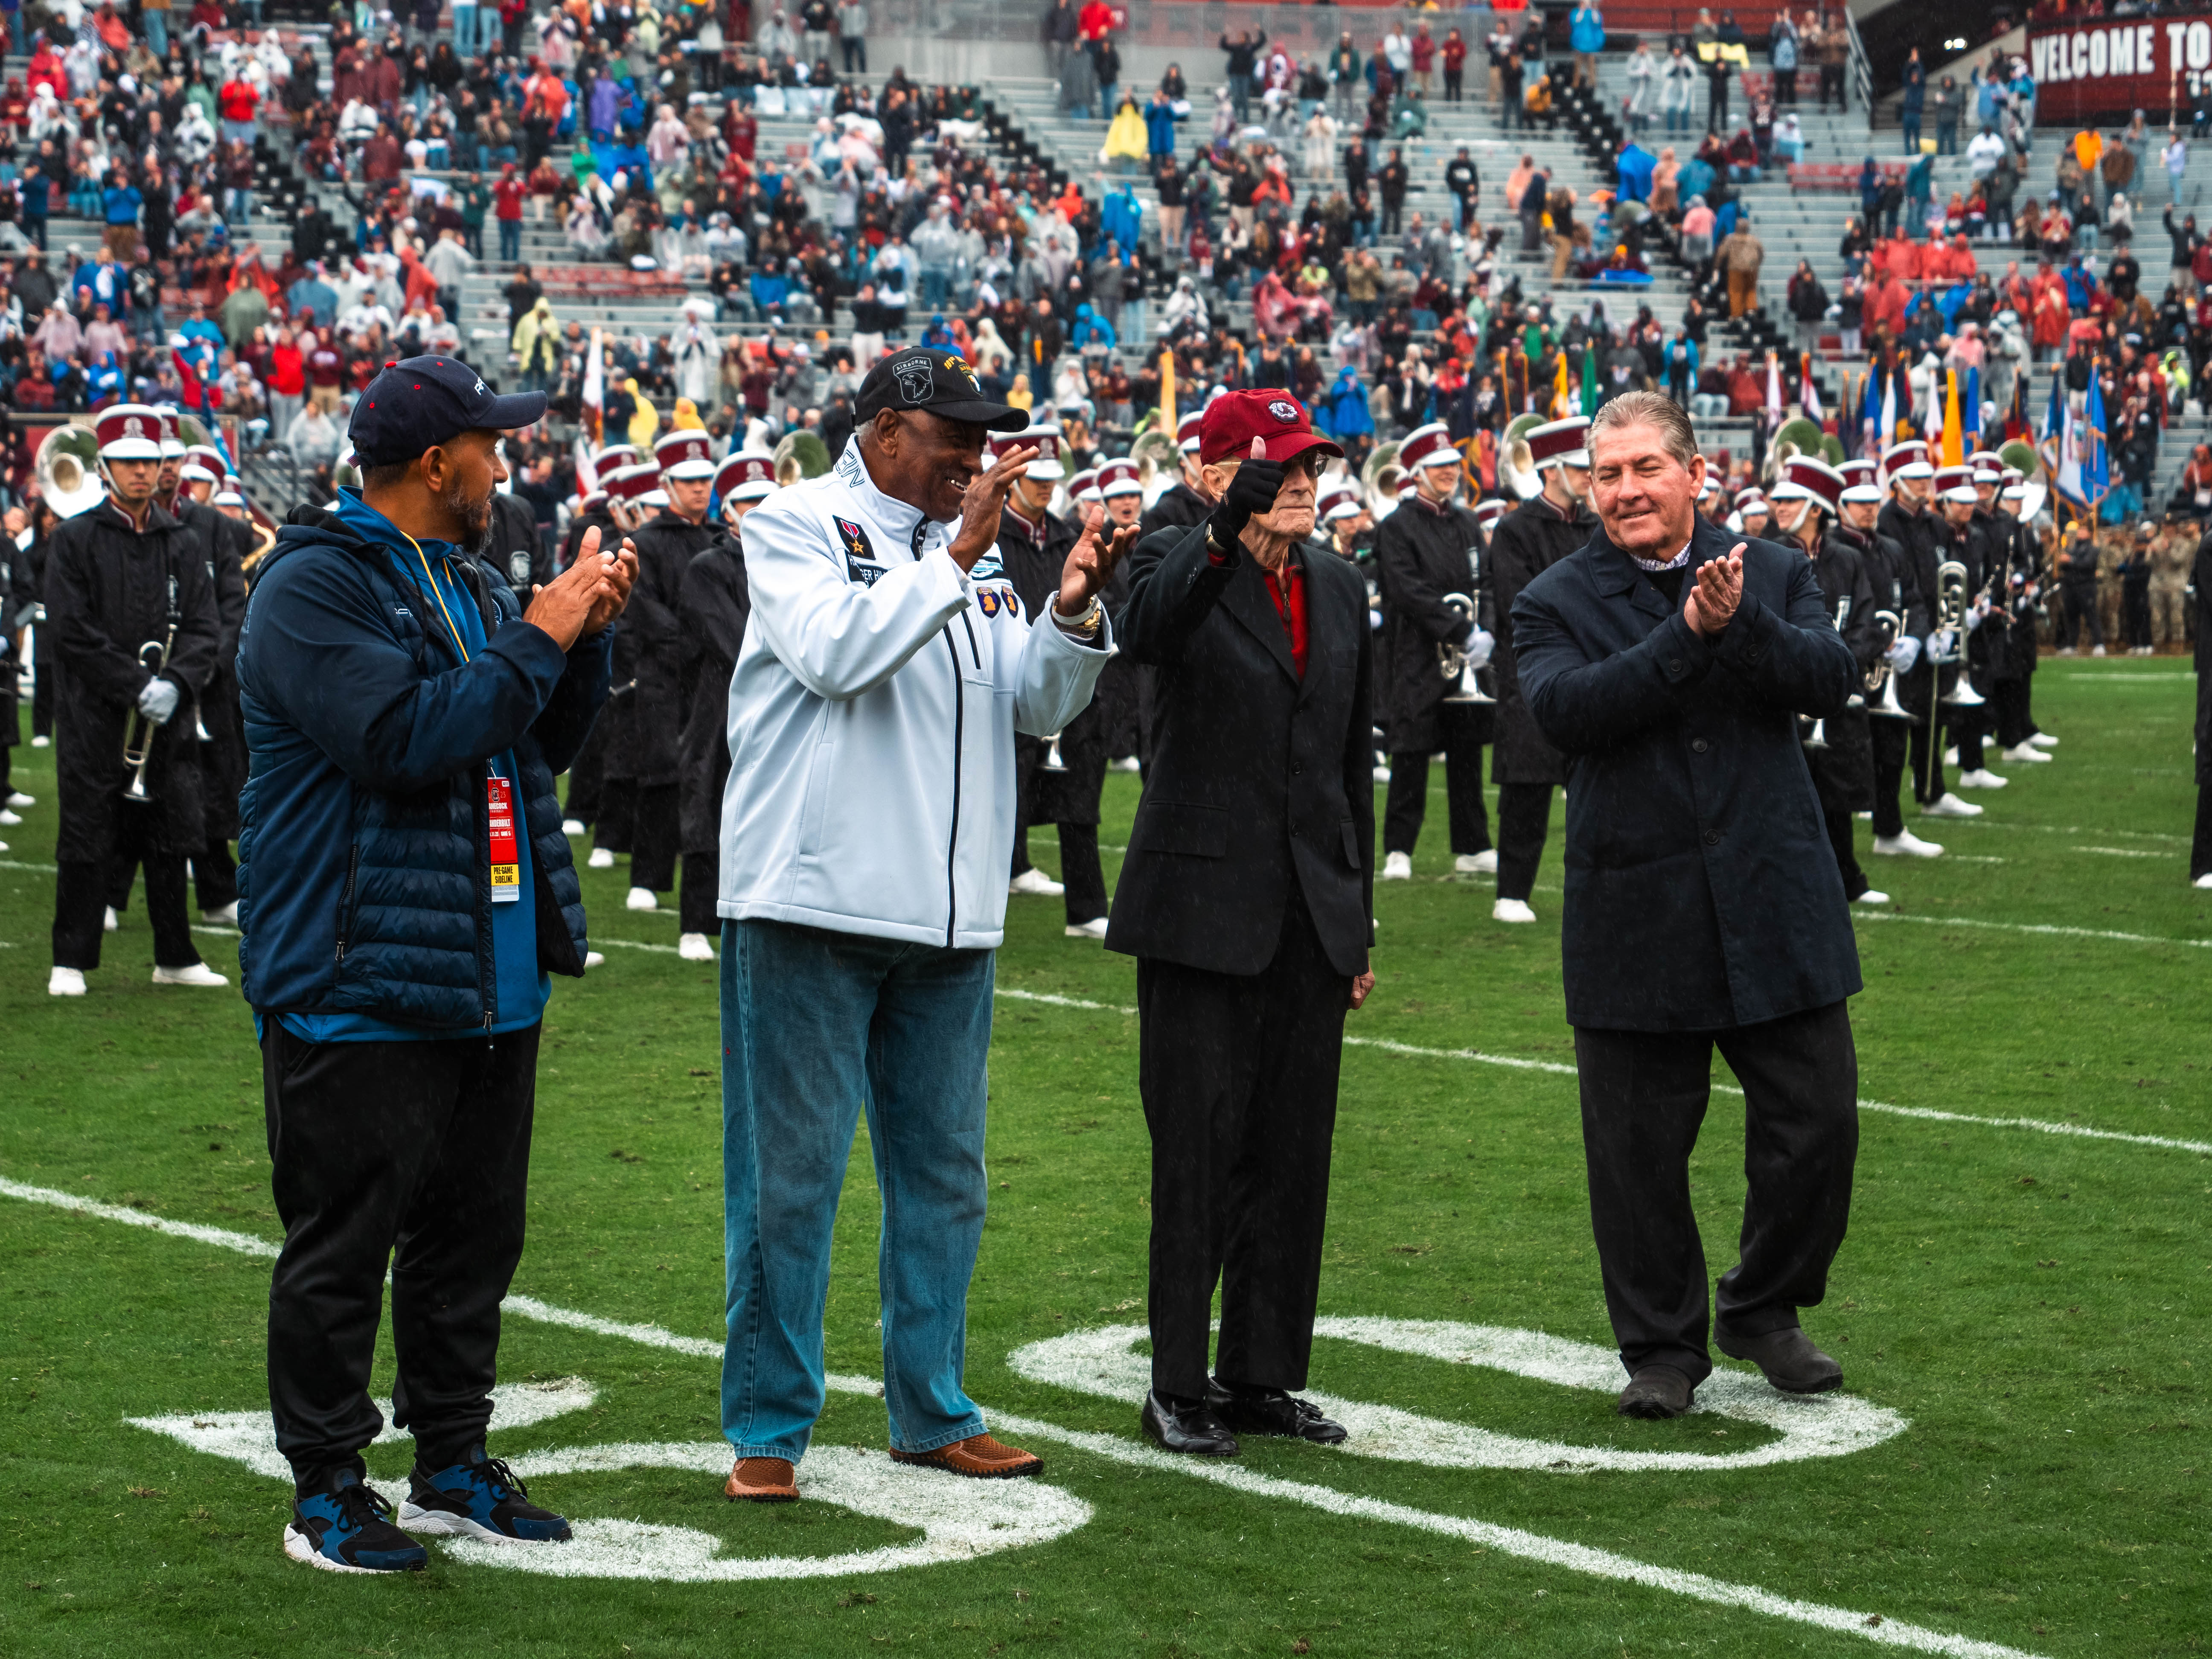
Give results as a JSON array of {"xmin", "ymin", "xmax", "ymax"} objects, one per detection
[{"xmin": 1844, "ymin": 6, "xmax": 1874, "ymax": 132}]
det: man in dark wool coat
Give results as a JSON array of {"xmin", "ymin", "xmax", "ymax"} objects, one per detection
[
  {"xmin": 1108, "ymin": 389, "xmax": 1375, "ymax": 1459},
  {"xmin": 1511, "ymin": 390, "xmax": 1864, "ymax": 1421},
  {"xmin": 45, "ymin": 403, "xmax": 225, "ymax": 996}
]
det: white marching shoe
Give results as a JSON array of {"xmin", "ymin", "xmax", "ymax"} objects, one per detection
[
  {"xmin": 0, "ymin": 808, "xmax": 19, "ymax": 825},
  {"xmin": 1373, "ymin": 764, "xmax": 1393, "ymax": 783},
  {"xmin": 583, "ymin": 951, "xmax": 605, "ymax": 968},
  {"xmin": 203, "ymin": 902, "xmax": 239, "ymax": 925},
  {"xmin": 152, "ymin": 962, "xmax": 229, "ymax": 987},
  {"xmin": 1492, "ymin": 897, "xmax": 1537, "ymax": 924},
  {"xmin": 1009, "ymin": 868, "xmax": 1064, "ymax": 896},
  {"xmin": 1854, "ymin": 889, "xmax": 1892, "ymax": 905},
  {"xmin": 1382, "ymin": 851, "xmax": 1413, "ymax": 880},
  {"xmin": 31, "ymin": 734, "xmax": 47, "ymax": 747},
  {"xmin": 625, "ymin": 886, "xmax": 658, "ymax": 911},
  {"xmin": 2027, "ymin": 731, "xmax": 2058, "ymax": 748},
  {"xmin": 1943, "ymin": 745, "xmax": 1959, "ymax": 765},
  {"xmin": 1871, "ymin": 830, "xmax": 1944, "ymax": 857},
  {"xmin": 678, "ymin": 932, "xmax": 715, "ymax": 961},
  {"xmin": 1956, "ymin": 768, "xmax": 2008, "ymax": 789},
  {"xmin": 1064, "ymin": 917, "xmax": 1110, "ymax": 939},
  {"xmin": 1110, "ymin": 756, "xmax": 1142, "ymax": 773},
  {"xmin": 1455, "ymin": 850, "xmax": 1499, "ymax": 874},
  {"xmin": 47, "ymin": 966, "xmax": 85, "ymax": 997},
  {"xmin": 587, "ymin": 847, "xmax": 616, "ymax": 869},
  {"xmin": 2091, "ymin": 644, "xmax": 2107, "ymax": 656},
  {"xmin": 2195, "ymin": 873, "xmax": 2212, "ymax": 890},
  {"xmin": 1922, "ymin": 793, "xmax": 1983, "ymax": 818},
  {"xmin": 562, "ymin": 818, "xmax": 585, "ymax": 835},
  {"xmin": 2001, "ymin": 742, "xmax": 2052, "ymax": 764},
  {"xmin": 6, "ymin": 791, "xmax": 32, "ymax": 808},
  {"xmin": 103, "ymin": 905, "xmax": 118, "ymax": 932}
]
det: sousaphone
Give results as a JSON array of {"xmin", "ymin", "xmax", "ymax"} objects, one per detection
[
  {"xmin": 35, "ymin": 421, "xmax": 105, "ymax": 518},
  {"xmin": 1498, "ymin": 413, "xmax": 1545, "ymax": 501}
]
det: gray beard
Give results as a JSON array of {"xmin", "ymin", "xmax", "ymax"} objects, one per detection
[{"xmin": 442, "ymin": 480, "xmax": 495, "ymax": 557}]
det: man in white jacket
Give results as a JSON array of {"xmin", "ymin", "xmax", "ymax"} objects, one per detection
[{"xmin": 716, "ymin": 348, "xmax": 1132, "ymax": 1502}]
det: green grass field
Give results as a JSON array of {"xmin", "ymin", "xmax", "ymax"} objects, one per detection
[{"xmin": 1, "ymin": 660, "xmax": 2206, "ymax": 1659}]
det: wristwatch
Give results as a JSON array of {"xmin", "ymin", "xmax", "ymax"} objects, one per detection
[{"xmin": 1053, "ymin": 593, "xmax": 1104, "ymax": 636}]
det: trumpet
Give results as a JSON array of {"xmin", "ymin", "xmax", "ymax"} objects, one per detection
[
  {"xmin": 1040, "ymin": 731, "xmax": 1068, "ymax": 772},
  {"xmin": 121, "ymin": 629, "xmax": 177, "ymax": 805},
  {"xmin": 1933, "ymin": 559, "xmax": 1986, "ymax": 708},
  {"xmin": 1864, "ymin": 608, "xmax": 1911, "ymax": 719},
  {"xmin": 1438, "ymin": 591, "xmax": 1494, "ymax": 705}
]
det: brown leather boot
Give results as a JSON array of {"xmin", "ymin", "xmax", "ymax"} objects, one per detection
[
  {"xmin": 887, "ymin": 1433, "xmax": 1043, "ymax": 1479},
  {"xmin": 723, "ymin": 1457, "xmax": 798, "ymax": 1502}
]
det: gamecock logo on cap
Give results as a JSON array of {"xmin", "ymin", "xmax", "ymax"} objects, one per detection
[
  {"xmin": 1267, "ymin": 400, "xmax": 1300, "ymax": 424},
  {"xmin": 124, "ymin": 417, "xmax": 145, "ymax": 438}
]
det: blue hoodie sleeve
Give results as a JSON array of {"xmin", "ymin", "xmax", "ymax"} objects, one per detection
[{"xmin": 241, "ymin": 544, "xmax": 577, "ymax": 796}]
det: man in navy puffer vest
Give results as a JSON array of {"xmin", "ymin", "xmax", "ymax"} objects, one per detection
[{"xmin": 236, "ymin": 356, "xmax": 636, "ymax": 1575}]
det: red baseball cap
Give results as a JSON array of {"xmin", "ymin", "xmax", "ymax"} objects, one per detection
[{"xmin": 1198, "ymin": 390, "xmax": 1345, "ymax": 468}]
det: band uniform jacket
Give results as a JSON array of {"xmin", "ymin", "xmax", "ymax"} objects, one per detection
[
  {"xmin": 1487, "ymin": 489, "xmax": 1595, "ymax": 784},
  {"xmin": 621, "ymin": 509, "xmax": 716, "ymax": 790},
  {"xmin": 1953, "ymin": 508, "xmax": 2007, "ymax": 696},
  {"xmin": 177, "ymin": 500, "xmax": 251, "ymax": 841},
  {"xmin": 1802, "ymin": 522, "xmax": 1879, "ymax": 812},
  {"xmin": 1877, "ymin": 498, "xmax": 1950, "ymax": 721},
  {"xmin": 1374, "ymin": 492, "xmax": 1487, "ymax": 754},
  {"xmin": 1106, "ymin": 521, "xmax": 1374, "ymax": 978},
  {"xmin": 998, "ymin": 502, "xmax": 1108, "ymax": 827},
  {"xmin": 2195, "ymin": 533, "xmax": 2212, "ymax": 786},
  {"xmin": 46, "ymin": 499, "xmax": 221, "ymax": 863},
  {"xmin": 1511, "ymin": 517, "xmax": 1863, "ymax": 1031},
  {"xmin": 1998, "ymin": 513, "xmax": 2043, "ymax": 680},
  {"xmin": 678, "ymin": 530, "xmax": 749, "ymax": 856}
]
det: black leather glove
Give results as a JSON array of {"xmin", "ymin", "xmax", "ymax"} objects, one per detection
[{"xmin": 1207, "ymin": 457, "xmax": 1286, "ymax": 553}]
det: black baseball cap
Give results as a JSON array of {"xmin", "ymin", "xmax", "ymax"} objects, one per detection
[
  {"xmin": 855, "ymin": 347, "xmax": 1027, "ymax": 432},
  {"xmin": 346, "ymin": 355, "xmax": 550, "ymax": 467}
]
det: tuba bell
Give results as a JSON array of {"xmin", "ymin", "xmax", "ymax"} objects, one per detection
[
  {"xmin": 1864, "ymin": 608, "xmax": 1911, "ymax": 719},
  {"xmin": 1439, "ymin": 590, "xmax": 1494, "ymax": 704},
  {"xmin": 36, "ymin": 422, "xmax": 107, "ymax": 519}
]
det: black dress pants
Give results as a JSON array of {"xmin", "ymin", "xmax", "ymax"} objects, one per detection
[
  {"xmin": 597, "ymin": 780, "xmax": 678, "ymax": 890},
  {"xmin": 1137, "ymin": 886, "xmax": 1349, "ymax": 1401},
  {"xmin": 1495, "ymin": 780, "xmax": 1553, "ymax": 900},
  {"xmin": 1572, "ymin": 1001, "xmax": 1859, "ymax": 1383},
  {"xmin": 1868, "ymin": 715, "xmax": 1909, "ymax": 837},
  {"xmin": 680, "ymin": 847, "xmax": 720, "ymax": 934},
  {"xmin": 2192, "ymin": 777, "xmax": 2212, "ymax": 880},
  {"xmin": 1055, "ymin": 822, "xmax": 1108, "ymax": 925},
  {"xmin": 1993, "ymin": 678, "xmax": 2032, "ymax": 748},
  {"xmin": 1382, "ymin": 706, "xmax": 1491, "ymax": 857},
  {"xmin": 55, "ymin": 814, "xmax": 199, "ymax": 970},
  {"xmin": 1907, "ymin": 706, "xmax": 1949, "ymax": 806},
  {"xmin": 565, "ymin": 721, "xmax": 607, "ymax": 824},
  {"xmin": 263, "ymin": 1020, "xmax": 539, "ymax": 1487},
  {"xmin": 1823, "ymin": 808, "xmax": 1868, "ymax": 899}
]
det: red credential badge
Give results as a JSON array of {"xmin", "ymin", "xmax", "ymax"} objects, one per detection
[{"xmin": 487, "ymin": 775, "xmax": 520, "ymax": 903}]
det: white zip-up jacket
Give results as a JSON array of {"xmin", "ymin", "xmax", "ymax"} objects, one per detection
[{"xmin": 718, "ymin": 436, "xmax": 1111, "ymax": 948}]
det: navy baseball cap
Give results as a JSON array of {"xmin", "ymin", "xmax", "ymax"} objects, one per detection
[
  {"xmin": 346, "ymin": 356, "xmax": 549, "ymax": 467},
  {"xmin": 855, "ymin": 347, "xmax": 1027, "ymax": 431}
]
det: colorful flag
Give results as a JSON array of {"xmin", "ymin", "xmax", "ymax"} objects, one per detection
[
  {"xmin": 1963, "ymin": 367, "xmax": 1980, "ymax": 449},
  {"xmin": 2004, "ymin": 370, "xmax": 2030, "ymax": 441},
  {"xmin": 2057, "ymin": 369, "xmax": 2109, "ymax": 507},
  {"xmin": 1800, "ymin": 353, "xmax": 1823, "ymax": 422},
  {"xmin": 1765, "ymin": 352, "xmax": 1782, "ymax": 417},
  {"xmin": 1939, "ymin": 370, "xmax": 1964, "ymax": 466},
  {"xmin": 582, "ymin": 327, "xmax": 604, "ymax": 447},
  {"xmin": 1160, "ymin": 347, "xmax": 1176, "ymax": 435},
  {"xmin": 1580, "ymin": 343, "xmax": 1598, "ymax": 417},
  {"xmin": 573, "ymin": 437, "xmax": 599, "ymax": 503},
  {"xmin": 1879, "ymin": 361, "xmax": 1898, "ymax": 451}
]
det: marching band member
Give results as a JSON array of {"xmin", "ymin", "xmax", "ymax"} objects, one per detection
[
  {"xmin": 1771, "ymin": 457, "xmax": 1884, "ymax": 906},
  {"xmin": 1729, "ymin": 488, "xmax": 1770, "ymax": 540},
  {"xmin": 714, "ymin": 349, "xmax": 1120, "ymax": 1500},
  {"xmin": 1094, "ymin": 457, "xmax": 1149, "ymax": 778},
  {"xmin": 998, "ymin": 426, "xmax": 1119, "ymax": 936},
  {"xmin": 585, "ymin": 461, "xmax": 666, "ymax": 875},
  {"xmin": 620, "ymin": 428, "xmax": 726, "ymax": 917},
  {"xmin": 1109, "ymin": 390, "xmax": 1372, "ymax": 1456},
  {"xmin": 1375, "ymin": 422, "xmax": 1495, "ymax": 882},
  {"xmin": 1933, "ymin": 466, "xmax": 2004, "ymax": 798},
  {"xmin": 1948, "ymin": 461, "xmax": 2010, "ymax": 793},
  {"xmin": 556, "ymin": 442, "xmax": 639, "ymax": 839},
  {"xmin": 46, "ymin": 404, "xmax": 225, "ymax": 996},
  {"xmin": 1994, "ymin": 474, "xmax": 2053, "ymax": 766},
  {"xmin": 1484, "ymin": 415, "xmax": 1595, "ymax": 924},
  {"xmin": 1875, "ymin": 440, "xmax": 1979, "ymax": 823},
  {"xmin": 1838, "ymin": 465, "xmax": 1941, "ymax": 859},
  {"xmin": 1138, "ymin": 410, "xmax": 1214, "ymax": 542},
  {"xmin": 673, "ymin": 452, "xmax": 774, "ymax": 962}
]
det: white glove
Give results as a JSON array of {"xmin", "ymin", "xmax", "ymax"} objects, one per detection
[
  {"xmin": 1464, "ymin": 626, "xmax": 1495, "ymax": 669},
  {"xmin": 1965, "ymin": 597, "xmax": 1991, "ymax": 632},
  {"xmin": 1932, "ymin": 628, "xmax": 1957, "ymax": 660},
  {"xmin": 137, "ymin": 676, "xmax": 180, "ymax": 726},
  {"xmin": 1886, "ymin": 634, "xmax": 1921, "ymax": 673}
]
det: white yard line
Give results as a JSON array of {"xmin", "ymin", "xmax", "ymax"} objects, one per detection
[
  {"xmin": 991, "ymin": 989, "xmax": 2212, "ymax": 1157},
  {"xmin": 1853, "ymin": 911, "xmax": 2212, "ymax": 950},
  {"xmin": 2071, "ymin": 846, "xmax": 2167, "ymax": 859},
  {"xmin": 0, "ymin": 1173, "xmax": 2046, "ymax": 1659}
]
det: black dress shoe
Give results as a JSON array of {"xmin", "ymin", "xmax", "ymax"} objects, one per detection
[
  {"xmin": 1205, "ymin": 1380, "xmax": 1349, "ymax": 1444},
  {"xmin": 1141, "ymin": 1390, "xmax": 1239, "ymax": 1456},
  {"xmin": 1716, "ymin": 1326, "xmax": 1843, "ymax": 1394},
  {"xmin": 1617, "ymin": 1364, "xmax": 1697, "ymax": 1419}
]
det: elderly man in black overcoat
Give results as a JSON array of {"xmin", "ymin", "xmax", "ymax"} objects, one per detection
[
  {"xmin": 1108, "ymin": 388, "xmax": 1375, "ymax": 1459},
  {"xmin": 1511, "ymin": 390, "xmax": 1864, "ymax": 1421}
]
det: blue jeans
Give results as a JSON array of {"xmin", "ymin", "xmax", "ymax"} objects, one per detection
[
  {"xmin": 451, "ymin": 1, "xmax": 477, "ymax": 54},
  {"xmin": 144, "ymin": 7, "xmax": 168, "ymax": 54},
  {"xmin": 719, "ymin": 918, "xmax": 995, "ymax": 1463},
  {"xmin": 498, "ymin": 218, "xmax": 520, "ymax": 261}
]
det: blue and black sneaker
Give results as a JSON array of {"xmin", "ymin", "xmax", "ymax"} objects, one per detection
[
  {"xmin": 398, "ymin": 1446, "xmax": 572, "ymax": 1544},
  {"xmin": 283, "ymin": 1470, "xmax": 429, "ymax": 1575}
]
